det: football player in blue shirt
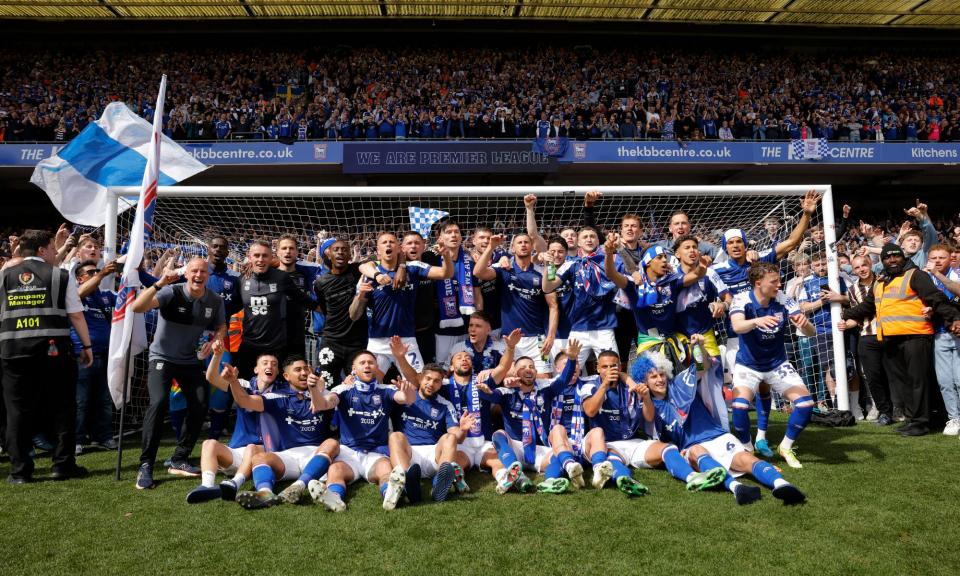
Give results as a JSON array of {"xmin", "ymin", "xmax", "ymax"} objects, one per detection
[
  {"xmin": 711, "ymin": 190, "xmax": 819, "ymax": 361},
  {"xmin": 447, "ymin": 311, "xmax": 506, "ymax": 373},
  {"xmin": 581, "ymin": 350, "xmax": 725, "ymax": 496},
  {"xmin": 475, "ymin": 340, "xmax": 583, "ymax": 495},
  {"xmin": 443, "ymin": 329, "xmax": 521, "ymax": 495},
  {"xmin": 306, "ymin": 350, "xmax": 418, "ymax": 512},
  {"xmin": 352, "ymin": 233, "xmax": 455, "ymax": 375},
  {"xmin": 226, "ymin": 355, "xmax": 340, "ymax": 510},
  {"xmin": 729, "ymin": 262, "xmax": 817, "ymax": 469},
  {"xmin": 389, "ymin": 339, "xmax": 475, "ymax": 503},
  {"xmin": 637, "ymin": 336, "xmax": 806, "ymax": 505},
  {"xmin": 543, "ymin": 226, "xmax": 620, "ymax": 368},
  {"xmin": 604, "ymin": 234, "xmax": 707, "ymax": 340},
  {"xmin": 185, "ymin": 343, "xmax": 286, "ymax": 503},
  {"xmin": 474, "ymin": 233, "xmax": 559, "ymax": 377},
  {"xmin": 543, "ymin": 236, "xmax": 575, "ymax": 359}
]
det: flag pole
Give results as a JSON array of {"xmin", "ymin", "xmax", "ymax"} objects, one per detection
[{"xmin": 114, "ymin": 340, "xmax": 133, "ymax": 481}]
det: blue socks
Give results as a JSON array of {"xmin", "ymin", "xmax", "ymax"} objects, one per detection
[
  {"xmin": 607, "ymin": 453, "xmax": 632, "ymax": 480},
  {"xmin": 252, "ymin": 464, "xmax": 275, "ymax": 492},
  {"xmin": 756, "ymin": 393, "xmax": 772, "ymax": 434},
  {"xmin": 328, "ymin": 483, "xmax": 346, "ymax": 499},
  {"xmin": 380, "ymin": 483, "xmax": 388, "ymax": 497},
  {"xmin": 751, "ymin": 460, "xmax": 784, "ymax": 489},
  {"xmin": 786, "ymin": 395, "xmax": 814, "ymax": 441},
  {"xmin": 662, "ymin": 445, "xmax": 695, "ymax": 482},
  {"xmin": 298, "ymin": 454, "xmax": 331, "ymax": 485},
  {"xmin": 557, "ymin": 450, "xmax": 575, "ymax": 469},
  {"xmin": 590, "ymin": 451, "xmax": 607, "ymax": 467},
  {"xmin": 492, "ymin": 432, "xmax": 518, "ymax": 467},
  {"xmin": 697, "ymin": 454, "xmax": 732, "ymax": 490},
  {"xmin": 731, "ymin": 398, "xmax": 752, "ymax": 444},
  {"xmin": 544, "ymin": 456, "xmax": 563, "ymax": 479}
]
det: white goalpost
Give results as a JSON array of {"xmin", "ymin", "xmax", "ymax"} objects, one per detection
[{"xmin": 104, "ymin": 184, "xmax": 849, "ymax": 419}]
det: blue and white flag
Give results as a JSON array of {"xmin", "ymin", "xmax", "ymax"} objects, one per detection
[
  {"xmin": 30, "ymin": 101, "xmax": 207, "ymax": 227},
  {"xmin": 408, "ymin": 206, "xmax": 449, "ymax": 239},
  {"xmin": 789, "ymin": 138, "xmax": 830, "ymax": 161},
  {"xmin": 107, "ymin": 76, "xmax": 168, "ymax": 408}
]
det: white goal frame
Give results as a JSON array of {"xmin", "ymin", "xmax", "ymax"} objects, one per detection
[{"xmin": 105, "ymin": 184, "xmax": 848, "ymax": 411}]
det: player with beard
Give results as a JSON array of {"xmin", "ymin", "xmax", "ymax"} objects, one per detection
[
  {"xmin": 354, "ymin": 233, "xmax": 454, "ymax": 375},
  {"xmin": 401, "ymin": 231, "xmax": 439, "ymax": 364},
  {"xmin": 469, "ymin": 227, "xmax": 504, "ymax": 338},
  {"xmin": 447, "ymin": 311, "xmax": 505, "ymax": 373},
  {"xmin": 442, "ymin": 329, "xmax": 522, "ymax": 494},
  {"xmin": 474, "ymin": 233, "xmax": 559, "ymax": 377},
  {"xmin": 314, "ymin": 239, "xmax": 368, "ymax": 386},
  {"xmin": 475, "ymin": 340, "xmax": 585, "ymax": 495},
  {"xmin": 387, "ymin": 337, "xmax": 475, "ymax": 503},
  {"xmin": 276, "ymin": 233, "xmax": 323, "ymax": 361},
  {"xmin": 225, "ymin": 356, "xmax": 339, "ymax": 509},
  {"xmin": 236, "ymin": 240, "xmax": 313, "ymax": 377}
]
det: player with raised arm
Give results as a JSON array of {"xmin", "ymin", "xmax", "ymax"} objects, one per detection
[
  {"xmin": 469, "ymin": 227, "xmax": 504, "ymax": 338},
  {"xmin": 227, "ymin": 355, "xmax": 340, "ymax": 510},
  {"xmin": 580, "ymin": 350, "xmax": 725, "ymax": 497},
  {"xmin": 309, "ymin": 350, "xmax": 417, "ymax": 512},
  {"xmin": 400, "ymin": 231, "xmax": 439, "ymax": 364},
  {"xmin": 388, "ymin": 336, "xmax": 474, "ymax": 503},
  {"xmin": 637, "ymin": 335, "xmax": 806, "ymax": 506},
  {"xmin": 442, "ymin": 328, "xmax": 521, "ymax": 495},
  {"xmin": 729, "ymin": 262, "xmax": 817, "ymax": 469},
  {"xmin": 543, "ymin": 236, "xmax": 575, "ymax": 358},
  {"xmin": 542, "ymin": 224, "xmax": 620, "ymax": 369},
  {"xmin": 603, "ymin": 232, "xmax": 707, "ymax": 340},
  {"xmin": 474, "ymin": 233, "xmax": 559, "ymax": 377},
  {"xmin": 185, "ymin": 342, "xmax": 288, "ymax": 503},
  {"xmin": 475, "ymin": 339, "xmax": 584, "ymax": 494},
  {"xmin": 352, "ymin": 232, "xmax": 454, "ymax": 375}
]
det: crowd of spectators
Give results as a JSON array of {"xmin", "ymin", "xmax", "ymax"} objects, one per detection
[{"xmin": 1, "ymin": 46, "xmax": 959, "ymax": 143}]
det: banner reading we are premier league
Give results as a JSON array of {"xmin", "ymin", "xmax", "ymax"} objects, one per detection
[{"xmin": 3, "ymin": 140, "xmax": 959, "ymax": 168}]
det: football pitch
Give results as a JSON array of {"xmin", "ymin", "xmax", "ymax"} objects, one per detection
[{"xmin": 2, "ymin": 414, "xmax": 959, "ymax": 576}]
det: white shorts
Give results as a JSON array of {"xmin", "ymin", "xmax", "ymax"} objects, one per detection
[
  {"xmin": 569, "ymin": 329, "xmax": 619, "ymax": 367},
  {"xmin": 337, "ymin": 445, "xmax": 390, "ymax": 483},
  {"xmin": 368, "ymin": 336, "xmax": 423, "ymax": 374},
  {"xmin": 507, "ymin": 437, "xmax": 551, "ymax": 472},
  {"xmin": 277, "ymin": 445, "xmax": 319, "ymax": 481},
  {"xmin": 695, "ymin": 433, "xmax": 748, "ymax": 478},
  {"xmin": 436, "ymin": 334, "xmax": 464, "ymax": 369},
  {"xmin": 409, "ymin": 444, "xmax": 440, "ymax": 477},
  {"xmin": 550, "ymin": 338, "xmax": 568, "ymax": 361},
  {"xmin": 733, "ymin": 361, "xmax": 806, "ymax": 396},
  {"xmin": 219, "ymin": 446, "xmax": 246, "ymax": 474},
  {"xmin": 457, "ymin": 436, "xmax": 492, "ymax": 469},
  {"xmin": 722, "ymin": 337, "xmax": 739, "ymax": 384},
  {"xmin": 515, "ymin": 335, "xmax": 553, "ymax": 375},
  {"xmin": 608, "ymin": 439, "xmax": 656, "ymax": 469}
]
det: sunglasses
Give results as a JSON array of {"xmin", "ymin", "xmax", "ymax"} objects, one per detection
[{"xmin": 80, "ymin": 268, "xmax": 100, "ymax": 276}]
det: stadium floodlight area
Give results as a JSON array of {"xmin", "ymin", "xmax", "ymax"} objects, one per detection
[{"xmin": 104, "ymin": 184, "xmax": 848, "ymax": 435}]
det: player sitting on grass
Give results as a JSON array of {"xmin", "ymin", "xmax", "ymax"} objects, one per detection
[
  {"xmin": 185, "ymin": 343, "xmax": 286, "ymax": 503},
  {"xmin": 442, "ymin": 329, "xmax": 521, "ymax": 495},
  {"xmin": 475, "ymin": 340, "xmax": 583, "ymax": 495},
  {"xmin": 637, "ymin": 334, "xmax": 806, "ymax": 506},
  {"xmin": 582, "ymin": 350, "xmax": 725, "ymax": 497},
  {"xmin": 225, "ymin": 356, "xmax": 340, "ymax": 510},
  {"xmin": 306, "ymin": 350, "xmax": 417, "ymax": 512},
  {"xmin": 388, "ymin": 336, "xmax": 475, "ymax": 503}
]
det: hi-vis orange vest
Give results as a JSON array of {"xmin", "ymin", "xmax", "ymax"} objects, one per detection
[
  {"xmin": 227, "ymin": 311, "xmax": 244, "ymax": 353},
  {"xmin": 874, "ymin": 269, "xmax": 933, "ymax": 340}
]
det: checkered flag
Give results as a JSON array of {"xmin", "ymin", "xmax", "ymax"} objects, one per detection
[
  {"xmin": 791, "ymin": 138, "xmax": 830, "ymax": 161},
  {"xmin": 816, "ymin": 137, "xmax": 830, "ymax": 159},
  {"xmin": 790, "ymin": 139, "xmax": 805, "ymax": 160},
  {"xmin": 409, "ymin": 206, "xmax": 450, "ymax": 239}
]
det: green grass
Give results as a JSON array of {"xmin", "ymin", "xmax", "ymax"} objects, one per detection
[{"xmin": 2, "ymin": 415, "xmax": 960, "ymax": 576}]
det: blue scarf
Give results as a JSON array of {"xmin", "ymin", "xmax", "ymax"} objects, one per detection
[
  {"xmin": 521, "ymin": 389, "xmax": 547, "ymax": 465},
  {"xmin": 353, "ymin": 372, "xmax": 378, "ymax": 393},
  {"xmin": 446, "ymin": 375, "xmax": 482, "ymax": 438},
  {"xmin": 437, "ymin": 247, "xmax": 475, "ymax": 328},
  {"xmin": 576, "ymin": 250, "xmax": 615, "ymax": 299},
  {"xmin": 551, "ymin": 385, "xmax": 585, "ymax": 457}
]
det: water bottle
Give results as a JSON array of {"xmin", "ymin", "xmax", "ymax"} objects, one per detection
[
  {"xmin": 47, "ymin": 339, "xmax": 59, "ymax": 357},
  {"xmin": 538, "ymin": 335, "xmax": 550, "ymax": 363},
  {"xmin": 547, "ymin": 263, "xmax": 557, "ymax": 282}
]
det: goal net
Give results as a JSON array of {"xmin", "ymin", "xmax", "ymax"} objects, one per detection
[{"xmin": 107, "ymin": 185, "xmax": 848, "ymax": 438}]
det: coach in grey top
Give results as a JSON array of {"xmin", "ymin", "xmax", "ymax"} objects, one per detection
[{"xmin": 131, "ymin": 257, "xmax": 226, "ymax": 490}]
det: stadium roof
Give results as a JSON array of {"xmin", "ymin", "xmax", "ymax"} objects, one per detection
[{"xmin": 3, "ymin": 0, "xmax": 960, "ymax": 27}]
